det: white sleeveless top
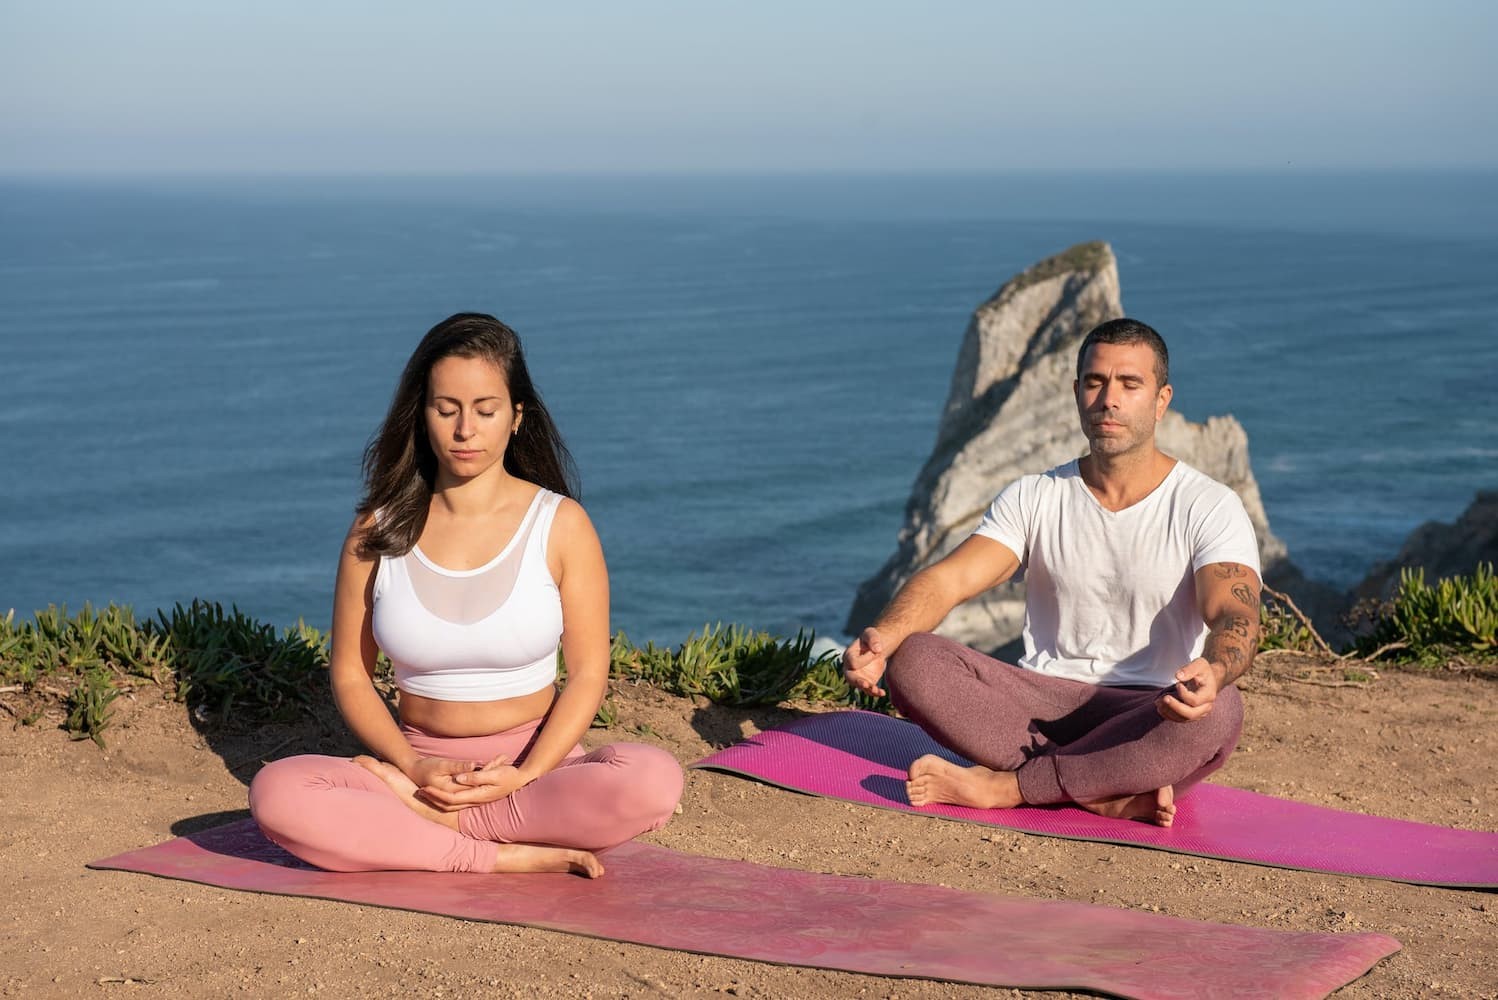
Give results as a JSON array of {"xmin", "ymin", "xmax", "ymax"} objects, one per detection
[{"xmin": 371, "ymin": 490, "xmax": 565, "ymax": 701}]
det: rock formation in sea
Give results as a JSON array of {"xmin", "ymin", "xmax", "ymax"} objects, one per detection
[
  {"xmin": 846, "ymin": 241, "xmax": 1301, "ymax": 651},
  {"xmin": 1353, "ymin": 490, "xmax": 1498, "ymax": 601}
]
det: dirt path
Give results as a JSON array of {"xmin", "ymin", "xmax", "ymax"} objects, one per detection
[{"xmin": 2, "ymin": 662, "xmax": 1494, "ymax": 999}]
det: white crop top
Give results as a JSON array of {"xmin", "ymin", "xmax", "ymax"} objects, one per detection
[{"xmin": 371, "ymin": 489, "xmax": 565, "ymax": 701}]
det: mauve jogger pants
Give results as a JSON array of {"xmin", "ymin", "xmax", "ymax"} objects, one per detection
[{"xmin": 886, "ymin": 632, "xmax": 1243, "ymax": 805}]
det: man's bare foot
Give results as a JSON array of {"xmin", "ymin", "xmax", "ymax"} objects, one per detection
[
  {"xmin": 906, "ymin": 754, "xmax": 1024, "ymax": 809},
  {"xmin": 1078, "ymin": 785, "xmax": 1176, "ymax": 827},
  {"xmin": 493, "ymin": 844, "xmax": 605, "ymax": 878},
  {"xmin": 353, "ymin": 755, "xmax": 460, "ymax": 832}
]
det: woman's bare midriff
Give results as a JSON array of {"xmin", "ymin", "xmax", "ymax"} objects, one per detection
[{"xmin": 397, "ymin": 684, "xmax": 558, "ymax": 738}]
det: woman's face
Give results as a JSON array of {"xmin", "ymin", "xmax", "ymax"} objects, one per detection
[{"xmin": 424, "ymin": 354, "xmax": 521, "ymax": 484}]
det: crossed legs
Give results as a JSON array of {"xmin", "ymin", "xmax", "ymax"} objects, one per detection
[
  {"xmin": 249, "ymin": 731, "xmax": 683, "ymax": 874},
  {"xmin": 886, "ymin": 633, "xmax": 1243, "ymax": 826}
]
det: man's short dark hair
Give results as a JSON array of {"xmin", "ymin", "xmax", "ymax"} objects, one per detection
[{"xmin": 1076, "ymin": 318, "xmax": 1169, "ymax": 387}]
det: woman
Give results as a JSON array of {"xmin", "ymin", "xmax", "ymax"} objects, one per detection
[{"xmin": 250, "ymin": 313, "xmax": 684, "ymax": 877}]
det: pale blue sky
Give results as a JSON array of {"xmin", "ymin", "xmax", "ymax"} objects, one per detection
[{"xmin": 2, "ymin": 1, "xmax": 1494, "ymax": 173}]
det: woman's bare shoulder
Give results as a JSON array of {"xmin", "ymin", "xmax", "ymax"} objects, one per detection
[{"xmin": 341, "ymin": 512, "xmax": 382, "ymax": 562}]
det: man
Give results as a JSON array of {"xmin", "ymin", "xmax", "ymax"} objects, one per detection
[{"xmin": 843, "ymin": 318, "xmax": 1261, "ymax": 826}]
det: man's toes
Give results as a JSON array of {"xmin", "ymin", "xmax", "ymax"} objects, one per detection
[{"xmin": 908, "ymin": 754, "xmax": 944, "ymax": 780}]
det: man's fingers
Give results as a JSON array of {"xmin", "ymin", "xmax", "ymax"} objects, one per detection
[
  {"xmin": 1159, "ymin": 693, "xmax": 1212, "ymax": 722},
  {"xmin": 1173, "ymin": 681, "xmax": 1208, "ymax": 707},
  {"xmin": 844, "ymin": 667, "xmax": 885, "ymax": 699},
  {"xmin": 863, "ymin": 628, "xmax": 883, "ymax": 655},
  {"xmin": 1175, "ymin": 671, "xmax": 1221, "ymax": 707},
  {"xmin": 1175, "ymin": 657, "xmax": 1210, "ymax": 684}
]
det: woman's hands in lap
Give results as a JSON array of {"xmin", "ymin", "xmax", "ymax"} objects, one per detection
[{"xmin": 414, "ymin": 754, "xmax": 528, "ymax": 811}]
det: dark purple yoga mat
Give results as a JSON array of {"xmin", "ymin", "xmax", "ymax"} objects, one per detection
[
  {"xmin": 691, "ymin": 710, "xmax": 1498, "ymax": 888},
  {"xmin": 90, "ymin": 819, "xmax": 1396, "ymax": 1000}
]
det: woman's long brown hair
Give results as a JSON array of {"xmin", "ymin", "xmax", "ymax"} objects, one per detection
[{"xmin": 355, "ymin": 313, "xmax": 578, "ymax": 557}]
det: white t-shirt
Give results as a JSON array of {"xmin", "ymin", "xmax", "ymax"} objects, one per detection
[{"xmin": 973, "ymin": 459, "xmax": 1260, "ymax": 688}]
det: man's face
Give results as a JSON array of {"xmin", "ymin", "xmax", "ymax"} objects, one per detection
[{"xmin": 1074, "ymin": 341, "xmax": 1173, "ymax": 458}]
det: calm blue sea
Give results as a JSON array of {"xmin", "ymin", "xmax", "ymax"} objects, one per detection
[{"xmin": 1, "ymin": 172, "xmax": 1495, "ymax": 643}]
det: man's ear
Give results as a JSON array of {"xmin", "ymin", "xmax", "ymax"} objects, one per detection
[{"xmin": 1156, "ymin": 383, "xmax": 1173, "ymax": 419}]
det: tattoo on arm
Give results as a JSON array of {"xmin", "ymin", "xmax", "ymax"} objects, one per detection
[
  {"xmin": 1204, "ymin": 612, "xmax": 1259, "ymax": 686},
  {"xmin": 1213, "ymin": 564, "xmax": 1248, "ymax": 580},
  {"xmin": 1230, "ymin": 582, "xmax": 1258, "ymax": 609}
]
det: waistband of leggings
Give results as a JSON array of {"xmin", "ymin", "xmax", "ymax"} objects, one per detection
[{"xmin": 399, "ymin": 717, "xmax": 545, "ymax": 761}]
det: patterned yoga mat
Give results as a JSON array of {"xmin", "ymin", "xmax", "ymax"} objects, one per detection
[{"xmin": 90, "ymin": 818, "xmax": 1398, "ymax": 1000}]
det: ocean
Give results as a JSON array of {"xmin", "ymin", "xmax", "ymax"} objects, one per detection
[{"xmin": 1, "ymin": 171, "xmax": 1494, "ymax": 644}]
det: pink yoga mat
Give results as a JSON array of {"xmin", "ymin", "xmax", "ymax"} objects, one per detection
[
  {"xmin": 691, "ymin": 710, "xmax": 1498, "ymax": 888},
  {"xmin": 90, "ymin": 819, "xmax": 1396, "ymax": 1000}
]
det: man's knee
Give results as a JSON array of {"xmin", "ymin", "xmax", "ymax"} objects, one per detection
[
  {"xmin": 884, "ymin": 631, "xmax": 952, "ymax": 713},
  {"xmin": 1210, "ymin": 683, "xmax": 1244, "ymax": 727},
  {"xmin": 1171, "ymin": 683, "xmax": 1244, "ymax": 766},
  {"xmin": 1209, "ymin": 683, "xmax": 1245, "ymax": 749}
]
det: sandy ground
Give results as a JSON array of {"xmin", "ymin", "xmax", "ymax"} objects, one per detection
[{"xmin": 2, "ymin": 655, "xmax": 1495, "ymax": 999}]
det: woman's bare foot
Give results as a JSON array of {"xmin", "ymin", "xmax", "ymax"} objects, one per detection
[
  {"xmin": 353, "ymin": 755, "xmax": 460, "ymax": 832},
  {"xmin": 906, "ymin": 754, "xmax": 1024, "ymax": 809},
  {"xmin": 1078, "ymin": 785, "xmax": 1176, "ymax": 827},
  {"xmin": 493, "ymin": 844, "xmax": 604, "ymax": 878},
  {"xmin": 352, "ymin": 757, "xmax": 602, "ymax": 876}
]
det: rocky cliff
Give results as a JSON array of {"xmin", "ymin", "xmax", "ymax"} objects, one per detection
[
  {"xmin": 1354, "ymin": 490, "xmax": 1498, "ymax": 601},
  {"xmin": 846, "ymin": 241, "xmax": 1293, "ymax": 650}
]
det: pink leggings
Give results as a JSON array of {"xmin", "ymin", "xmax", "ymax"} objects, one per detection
[
  {"xmin": 887, "ymin": 633, "xmax": 1243, "ymax": 805},
  {"xmin": 248, "ymin": 720, "xmax": 684, "ymax": 873}
]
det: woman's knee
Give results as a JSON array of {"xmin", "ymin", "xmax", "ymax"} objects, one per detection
[
  {"xmin": 603, "ymin": 743, "xmax": 684, "ymax": 827},
  {"xmin": 247, "ymin": 756, "xmax": 307, "ymax": 831},
  {"xmin": 633, "ymin": 744, "xmax": 685, "ymax": 823},
  {"xmin": 248, "ymin": 755, "xmax": 343, "ymax": 831}
]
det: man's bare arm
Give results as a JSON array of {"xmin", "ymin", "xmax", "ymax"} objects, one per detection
[
  {"xmin": 843, "ymin": 535, "xmax": 1019, "ymax": 696},
  {"xmin": 1158, "ymin": 561, "xmax": 1262, "ymax": 722},
  {"xmin": 1196, "ymin": 561, "xmax": 1262, "ymax": 689},
  {"xmin": 873, "ymin": 537, "xmax": 1018, "ymax": 647}
]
